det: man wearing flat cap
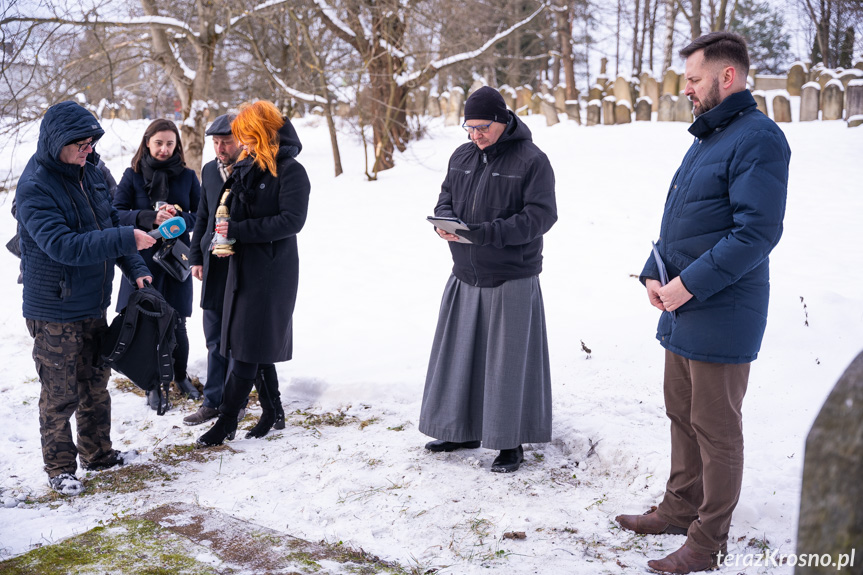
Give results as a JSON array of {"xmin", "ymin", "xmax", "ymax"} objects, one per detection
[
  {"xmin": 185, "ymin": 114, "xmax": 241, "ymax": 425},
  {"xmin": 419, "ymin": 86, "xmax": 558, "ymax": 473}
]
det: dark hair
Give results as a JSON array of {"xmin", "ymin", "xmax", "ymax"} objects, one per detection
[
  {"xmin": 679, "ymin": 31, "xmax": 750, "ymax": 76},
  {"xmin": 131, "ymin": 119, "xmax": 185, "ymax": 172}
]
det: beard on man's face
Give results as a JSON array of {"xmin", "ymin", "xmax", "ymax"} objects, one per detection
[{"xmin": 692, "ymin": 77, "xmax": 722, "ymax": 117}]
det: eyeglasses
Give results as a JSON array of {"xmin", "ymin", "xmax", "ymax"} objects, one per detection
[
  {"xmin": 462, "ymin": 122, "xmax": 494, "ymax": 134},
  {"xmin": 73, "ymin": 140, "xmax": 96, "ymax": 152}
]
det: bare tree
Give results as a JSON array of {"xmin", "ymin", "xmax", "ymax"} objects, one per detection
[
  {"xmin": 799, "ymin": 0, "xmax": 863, "ymax": 67},
  {"xmin": 1, "ymin": 0, "xmax": 307, "ymax": 174},
  {"xmin": 313, "ymin": 0, "xmax": 546, "ymax": 177}
]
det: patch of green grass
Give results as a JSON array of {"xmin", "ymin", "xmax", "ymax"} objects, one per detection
[
  {"xmin": 289, "ymin": 408, "xmax": 359, "ymax": 430},
  {"xmin": 359, "ymin": 416, "xmax": 380, "ymax": 430},
  {"xmin": 0, "ymin": 519, "xmax": 220, "ymax": 575}
]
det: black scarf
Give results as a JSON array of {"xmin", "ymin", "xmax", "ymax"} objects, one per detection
[
  {"xmin": 229, "ymin": 156, "xmax": 260, "ymax": 205},
  {"xmin": 140, "ymin": 152, "xmax": 185, "ymax": 206}
]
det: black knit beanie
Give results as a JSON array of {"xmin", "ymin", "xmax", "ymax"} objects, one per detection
[{"xmin": 463, "ymin": 86, "xmax": 509, "ymax": 122}]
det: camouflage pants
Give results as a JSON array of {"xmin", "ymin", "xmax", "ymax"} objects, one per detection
[{"xmin": 26, "ymin": 317, "xmax": 113, "ymax": 478}]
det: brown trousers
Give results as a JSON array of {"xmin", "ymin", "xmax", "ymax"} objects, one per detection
[
  {"xmin": 27, "ymin": 317, "xmax": 113, "ymax": 478},
  {"xmin": 655, "ymin": 349, "xmax": 750, "ymax": 555}
]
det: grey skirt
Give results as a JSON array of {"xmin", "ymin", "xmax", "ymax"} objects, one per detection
[{"xmin": 419, "ymin": 274, "xmax": 552, "ymax": 450}]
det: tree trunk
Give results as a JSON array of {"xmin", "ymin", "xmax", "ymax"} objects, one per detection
[
  {"xmin": 615, "ymin": 0, "xmax": 622, "ymax": 77},
  {"xmin": 632, "ymin": 0, "xmax": 642, "ymax": 75},
  {"xmin": 557, "ymin": 3, "xmax": 577, "ymax": 100},
  {"xmin": 662, "ymin": 0, "xmax": 678, "ymax": 74},
  {"xmin": 687, "ymin": 0, "xmax": 702, "ymax": 40}
]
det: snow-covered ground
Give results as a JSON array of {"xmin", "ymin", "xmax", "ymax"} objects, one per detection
[{"xmin": 0, "ymin": 109, "xmax": 861, "ymax": 574}]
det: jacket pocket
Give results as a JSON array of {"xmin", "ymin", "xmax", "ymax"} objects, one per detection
[{"xmin": 486, "ymin": 171, "xmax": 525, "ymax": 213}]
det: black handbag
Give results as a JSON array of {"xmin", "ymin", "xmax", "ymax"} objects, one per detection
[{"xmin": 152, "ymin": 238, "xmax": 191, "ymax": 282}]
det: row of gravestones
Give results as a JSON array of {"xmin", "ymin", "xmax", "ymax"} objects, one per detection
[
  {"xmin": 751, "ymin": 81, "xmax": 863, "ymax": 126},
  {"xmin": 405, "ymin": 81, "xmax": 582, "ymax": 127},
  {"xmin": 393, "ymin": 59, "xmax": 863, "ymax": 127}
]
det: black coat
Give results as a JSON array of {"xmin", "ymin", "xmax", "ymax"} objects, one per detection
[
  {"xmin": 220, "ymin": 121, "xmax": 310, "ymax": 364},
  {"xmin": 189, "ymin": 159, "xmax": 230, "ymax": 311},
  {"xmin": 113, "ymin": 166, "xmax": 200, "ymax": 317},
  {"xmin": 435, "ymin": 111, "xmax": 557, "ymax": 287}
]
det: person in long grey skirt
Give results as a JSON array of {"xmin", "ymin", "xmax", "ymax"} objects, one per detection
[{"xmin": 419, "ymin": 86, "xmax": 557, "ymax": 473}]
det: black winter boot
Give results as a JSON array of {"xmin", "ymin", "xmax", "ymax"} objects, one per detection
[
  {"xmin": 247, "ymin": 366, "xmax": 279, "ymax": 439},
  {"xmin": 195, "ymin": 415, "xmax": 237, "ymax": 447},
  {"xmin": 196, "ymin": 373, "xmax": 255, "ymax": 446}
]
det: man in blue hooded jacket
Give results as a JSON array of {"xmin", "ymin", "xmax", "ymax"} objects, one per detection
[
  {"xmin": 615, "ymin": 33, "xmax": 791, "ymax": 573},
  {"xmin": 16, "ymin": 101, "xmax": 154, "ymax": 496}
]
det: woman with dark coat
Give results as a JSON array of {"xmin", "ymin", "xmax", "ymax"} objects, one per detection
[
  {"xmin": 113, "ymin": 119, "xmax": 201, "ymax": 409},
  {"xmin": 197, "ymin": 100, "xmax": 310, "ymax": 446}
]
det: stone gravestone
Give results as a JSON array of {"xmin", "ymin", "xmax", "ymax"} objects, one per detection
[
  {"xmin": 817, "ymin": 69, "xmax": 837, "ymax": 90},
  {"xmin": 614, "ymin": 100, "xmax": 632, "ymax": 124},
  {"xmin": 635, "ymin": 97, "xmax": 652, "ymax": 121},
  {"xmin": 588, "ymin": 84, "xmax": 604, "ymax": 102},
  {"xmin": 613, "ymin": 76, "xmax": 632, "ymax": 105},
  {"xmin": 427, "ymin": 91, "xmax": 441, "ymax": 117},
  {"xmin": 795, "ymin": 350, "xmax": 863, "ymax": 575},
  {"xmin": 565, "ymin": 100, "xmax": 581, "ymax": 124},
  {"xmin": 662, "ymin": 69, "xmax": 679, "ymax": 96},
  {"xmin": 821, "ymin": 80, "xmax": 844, "ymax": 121},
  {"xmin": 586, "ymin": 100, "xmax": 601, "ymax": 126},
  {"xmin": 752, "ymin": 91, "xmax": 768, "ymax": 115},
  {"xmin": 515, "ymin": 86, "xmax": 531, "ymax": 116},
  {"xmin": 445, "ymin": 87, "xmax": 464, "ymax": 126},
  {"xmin": 772, "ymin": 93, "xmax": 792, "ymax": 123},
  {"xmin": 800, "ymin": 82, "xmax": 821, "ymax": 121},
  {"xmin": 846, "ymin": 80, "xmax": 863, "ymax": 127},
  {"xmin": 641, "ymin": 76, "xmax": 660, "ymax": 111},
  {"xmin": 540, "ymin": 93, "xmax": 560, "ymax": 126},
  {"xmin": 837, "ymin": 70, "xmax": 863, "ymax": 91},
  {"xmin": 529, "ymin": 93, "xmax": 542, "ymax": 115},
  {"xmin": 602, "ymin": 96, "xmax": 616, "ymax": 125},
  {"xmin": 673, "ymin": 92, "xmax": 692, "ymax": 122},
  {"xmin": 658, "ymin": 94, "xmax": 675, "ymax": 122},
  {"xmin": 787, "ymin": 62, "xmax": 808, "ymax": 96},
  {"xmin": 553, "ymin": 84, "xmax": 567, "ymax": 113},
  {"xmin": 500, "ymin": 85, "xmax": 517, "ymax": 114}
]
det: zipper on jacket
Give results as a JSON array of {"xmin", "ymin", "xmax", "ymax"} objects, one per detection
[
  {"xmin": 468, "ymin": 153, "xmax": 489, "ymax": 286},
  {"xmin": 78, "ymin": 178, "xmax": 108, "ymax": 307}
]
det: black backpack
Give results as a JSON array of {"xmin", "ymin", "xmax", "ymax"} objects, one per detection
[{"xmin": 101, "ymin": 283, "xmax": 178, "ymax": 415}]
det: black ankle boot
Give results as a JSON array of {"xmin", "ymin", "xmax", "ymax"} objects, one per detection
[
  {"xmin": 490, "ymin": 445, "xmax": 524, "ymax": 473},
  {"xmin": 196, "ymin": 415, "xmax": 237, "ymax": 447},
  {"xmin": 246, "ymin": 411, "xmax": 276, "ymax": 439},
  {"xmin": 198, "ymin": 372, "xmax": 255, "ymax": 446}
]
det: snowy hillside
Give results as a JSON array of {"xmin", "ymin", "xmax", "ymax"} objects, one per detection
[{"xmin": 0, "ymin": 110, "xmax": 861, "ymax": 574}]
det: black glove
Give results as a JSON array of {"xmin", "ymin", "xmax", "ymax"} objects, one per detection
[{"xmin": 455, "ymin": 223, "xmax": 486, "ymax": 245}]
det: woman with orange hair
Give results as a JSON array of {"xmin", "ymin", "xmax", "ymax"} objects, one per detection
[{"xmin": 197, "ymin": 101, "xmax": 310, "ymax": 446}]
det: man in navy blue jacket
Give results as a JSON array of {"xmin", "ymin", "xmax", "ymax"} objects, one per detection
[
  {"xmin": 616, "ymin": 33, "xmax": 790, "ymax": 573},
  {"xmin": 16, "ymin": 101, "xmax": 154, "ymax": 496}
]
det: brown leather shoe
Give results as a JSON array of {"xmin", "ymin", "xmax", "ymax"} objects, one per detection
[
  {"xmin": 647, "ymin": 544, "xmax": 715, "ymax": 574},
  {"xmin": 615, "ymin": 507, "xmax": 688, "ymax": 535}
]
